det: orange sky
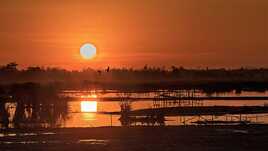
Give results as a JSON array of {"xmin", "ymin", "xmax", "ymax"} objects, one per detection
[{"xmin": 0, "ymin": 0, "xmax": 267, "ymax": 70}]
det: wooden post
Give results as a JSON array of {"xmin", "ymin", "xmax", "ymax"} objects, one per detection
[{"xmin": 110, "ymin": 114, "xmax": 112, "ymax": 127}]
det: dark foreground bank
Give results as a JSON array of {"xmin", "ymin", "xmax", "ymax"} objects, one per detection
[{"xmin": 0, "ymin": 125, "xmax": 268, "ymax": 151}]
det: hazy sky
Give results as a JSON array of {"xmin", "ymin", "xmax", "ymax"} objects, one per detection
[{"xmin": 0, "ymin": 0, "xmax": 267, "ymax": 69}]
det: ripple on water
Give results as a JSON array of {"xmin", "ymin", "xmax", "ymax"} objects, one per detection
[
  {"xmin": 0, "ymin": 133, "xmax": 17, "ymax": 137},
  {"xmin": 19, "ymin": 133, "xmax": 37, "ymax": 136},
  {"xmin": 78, "ymin": 139, "xmax": 109, "ymax": 145},
  {"xmin": 42, "ymin": 132, "xmax": 56, "ymax": 135},
  {"xmin": 0, "ymin": 132, "xmax": 56, "ymax": 138},
  {"xmin": 0, "ymin": 139, "xmax": 109, "ymax": 145}
]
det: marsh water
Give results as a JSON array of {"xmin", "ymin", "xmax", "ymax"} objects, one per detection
[
  {"xmin": 64, "ymin": 91, "xmax": 268, "ymax": 127},
  {"xmin": 2, "ymin": 90, "xmax": 268, "ymax": 128}
]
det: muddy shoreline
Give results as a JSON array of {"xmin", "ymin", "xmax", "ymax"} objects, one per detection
[{"xmin": 0, "ymin": 125, "xmax": 268, "ymax": 151}]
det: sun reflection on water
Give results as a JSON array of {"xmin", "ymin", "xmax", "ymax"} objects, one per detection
[
  {"xmin": 81, "ymin": 101, "xmax": 97, "ymax": 113},
  {"xmin": 80, "ymin": 101, "xmax": 98, "ymax": 121},
  {"xmin": 82, "ymin": 113, "xmax": 96, "ymax": 121},
  {"xmin": 80, "ymin": 94, "xmax": 97, "ymax": 99}
]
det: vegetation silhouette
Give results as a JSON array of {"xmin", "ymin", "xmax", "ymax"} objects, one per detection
[
  {"xmin": 0, "ymin": 83, "xmax": 68, "ymax": 129},
  {"xmin": 1, "ymin": 62, "xmax": 268, "ymax": 92}
]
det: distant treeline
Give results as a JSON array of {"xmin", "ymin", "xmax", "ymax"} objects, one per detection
[{"xmin": 1, "ymin": 62, "xmax": 268, "ymax": 92}]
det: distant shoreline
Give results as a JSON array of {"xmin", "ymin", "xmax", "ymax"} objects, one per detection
[
  {"xmin": 2, "ymin": 124, "xmax": 268, "ymax": 132},
  {"xmin": 1, "ymin": 63, "xmax": 268, "ymax": 92},
  {"xmin": 2, "ymin": 81, "xmax": 268, "ymax": 93}
]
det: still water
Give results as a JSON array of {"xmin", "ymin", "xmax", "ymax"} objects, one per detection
[
  {"xmin": 63, "ymin": 90, "xmax": 268, "ymax": 127},
  {"xmin": 3, "ymin": 90, "xmax": 268, "ymax": 128},
  {"xmin": 65, "ymin": 100, "xmax": 153, "ymax": 127}
]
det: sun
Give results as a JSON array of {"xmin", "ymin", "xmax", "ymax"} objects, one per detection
[{"xmin": 80, "ymin": 43, "xmax": 97, "ymax": 59}]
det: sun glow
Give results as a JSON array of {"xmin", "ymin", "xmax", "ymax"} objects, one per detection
[
  {"xmin": 81, "ymin": 101, "xmax": 97, "ymax": 112},
  {"xmin": 81, "ymin": 94, "xmax": 97, "ymax": 99}
]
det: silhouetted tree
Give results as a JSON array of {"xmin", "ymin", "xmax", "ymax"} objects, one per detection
[{"xmin": 0, "ymin": 62, "xmax": 18, "ymax": 72}]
